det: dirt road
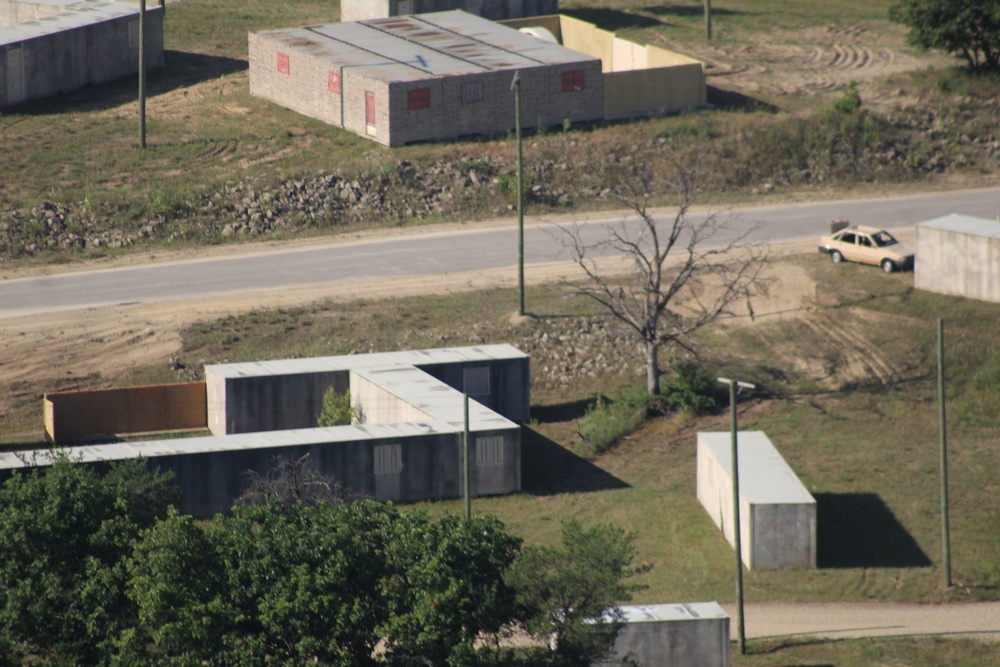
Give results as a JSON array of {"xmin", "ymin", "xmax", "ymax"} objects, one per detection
[{"xmin": 721, "ymin": 601, "xmax": 1000, "ymax": 643}]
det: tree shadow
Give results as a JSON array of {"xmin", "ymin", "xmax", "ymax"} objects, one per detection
[
  {"xmin": 521, "ymin": 426, "xmax": 629, "ymax": 495},
  {"xmin": 560, "ymin": 8, "xmax": 664, "ymax": 31},
  {"xmin": 8, "ymin": 50, "xmax": 246, "ymax": 115},
  {"xmin": 816, "ymin": 492, "xmax": 932, "ymax": 568}
]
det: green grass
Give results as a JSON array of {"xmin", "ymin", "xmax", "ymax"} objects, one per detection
[{"xmin": 734, "ymin": 636, "xmax": 1000, "ymax": 666}]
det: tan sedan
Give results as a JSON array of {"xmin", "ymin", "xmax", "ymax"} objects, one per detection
[{"xmin": 818, "ymin": 224, "xmax": 914, "ymax": 273}]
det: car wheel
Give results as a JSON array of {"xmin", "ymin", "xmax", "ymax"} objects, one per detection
[
  {"xmin": 881, "ymin": 259, "xmax": 895, "ymax": 273},
  {"xmin": 831, "ymin": 250, "xmax": 843, "ymax": 264}
]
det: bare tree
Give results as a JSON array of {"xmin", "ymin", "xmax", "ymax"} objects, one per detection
[
  {"xmin": 236, "ymin": 453, "xmax": 360, "ymax": 511},
  {"xmin": 562, "ymin": 159, "xmax": 771, "ymax": 396}
]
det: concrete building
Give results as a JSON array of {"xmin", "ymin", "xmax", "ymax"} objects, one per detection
[
  {"xmin": 0, "ymin": 0, "xmax": 163, "ymax": 109},
  {"xmin": 915, "ymin": 214, "xmax": 1000, "ymax": 303},
  {"xmin": 594, "ymin": 602, "xmax": 730, "ymax": 667},
  {"xmin": 341, "ymin": 0, "xmax": 557, "ymax": 23},
  {"xmin": 697, "ymin": 431, "xmax": 816, "ymax": 570},
  {"xmin": 6, "ymin": 345, "xmax": 528, "ymax": 516},
  {"xmin": 249, "ymin": 11, "xmax": 603, "ymax": 147}
]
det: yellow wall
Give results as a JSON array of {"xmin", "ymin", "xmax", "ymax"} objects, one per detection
[
  {"xmin": 44, "ymin": 382, "xmax": 207, "ymax": 443},
  {"xmin": 559, "ymin": 15, "xmax": 614, "ymax": 72}
]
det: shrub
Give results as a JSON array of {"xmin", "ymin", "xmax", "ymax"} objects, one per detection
[
  {"xmin": 318, "ymin": 387, "xmax": 354, "ymax": 426},
  {"xmin": 662, "ymin": 359, "xmax": 718, "ymax": 415},
  {"xmin": 828, "ymin": 81, "xmax": 862, "ymax": 117},
  {"xmin": 577, "ymin": 387, "xmax": 649, "ymax": 454}
]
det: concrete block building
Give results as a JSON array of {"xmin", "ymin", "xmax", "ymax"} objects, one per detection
[
  {"xmin": 249, "ymin": 11, "xmax": 604, "ymax": 146},
  {"xmin": 341, "ymin": 0, "xmax": 558, "ymax": 23},
  {"xmin": 915, "ymin": 214, "xmax": 1000, "ymax": 303},
  {"xmin": 0, "ymin": 0, "xmax": 163, "ymax": 109},
  {"xmin": 5, "ymin": 345, "xmax": 529, "ymax": 516},
  {"xmin": 697, "ymin": 431, "xmax": 816, "ymax": 570}
]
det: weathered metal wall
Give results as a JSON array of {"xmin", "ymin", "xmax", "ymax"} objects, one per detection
[{"xmin": 44, "ymin": 382, "xmax": 206, "ymax": 443}]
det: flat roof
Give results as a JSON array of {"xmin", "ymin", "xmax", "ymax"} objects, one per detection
[
  {"xmin": 206, "ymin": 343, "xmax": 527, "ymax": 379},
  {"xmin": 918, "ymin": 214, "xmax": 1000, "ymax": 239},
  {"xmin": 254, "ymin": 10, "xmax": 596, "ymax": 83},
  {"xmin": 618, "ymin": 602, "xmax": 728, "ymax": 623},
  {"xmin": 1, "ymin": 0, "xmax": 148, "ymax": 45},
  {"xmin": 0, "ymin": 421, "xmax": 459, "ymax": 472},
  {"xmin": 698, "ymin": 431, "xmax": 815, "ymax": 505}
]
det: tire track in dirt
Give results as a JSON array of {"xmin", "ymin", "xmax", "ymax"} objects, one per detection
[{"xmin": 801, "ymin": 309, "xmax": 897, "ymax": 385}]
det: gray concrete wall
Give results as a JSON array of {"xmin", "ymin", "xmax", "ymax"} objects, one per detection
[
  {"xmin": 596, "ymin": 602, "xmax": 731, "ymax": 667},
  {"xmin": 697, "ymin": 432, "xmax": 816, "ymax": 570},
  {"xmin": 916, "ymin": 219, "xmax": 1000, "ymax": 303},
  {"xmin": 0, "ymin": 420, "xmax": 520, "ymax": 516},
  {"xmin": 1, "ymin": 2, "xmax": 163, "ymax": 109}
]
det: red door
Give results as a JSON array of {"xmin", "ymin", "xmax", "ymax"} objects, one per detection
[{"xmin": 365, "ymin": 91, "xmax": 375, "ymax": 125}]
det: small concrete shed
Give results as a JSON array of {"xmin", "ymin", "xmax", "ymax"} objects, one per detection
[
  {"xmin": 1, "ymin": 0, "xmax": 163, "ymax": 109},
  {"xmin": 594, "ymin": 602, "xmax": 730, "ymax": 667},
  {"xmin": 697, "ymin": 431, "xmax": 816, "ymax": 570},
  {"xmin": 916, "ymin": 214, "xmax": 1000, "ymax": 303}
]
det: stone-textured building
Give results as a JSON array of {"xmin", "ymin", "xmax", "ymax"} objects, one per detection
[{"xmin": 249, "ymin": 10, "xmax": 603, "ymax": 147}]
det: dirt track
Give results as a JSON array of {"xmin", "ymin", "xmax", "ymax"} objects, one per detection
[{"xmin": 724, "ymin": 601, "xmax": 1000, "ymax": 643}]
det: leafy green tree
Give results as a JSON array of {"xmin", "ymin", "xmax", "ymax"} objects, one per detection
[
  {"xmin": 318, "ymin": 388, "xmax": 355, "ymax": 426},
  {"xmin": 507, "ymin": 520, "xmax": 650, "ymax": 667},
  {"xmin": 889, "ymin": 0, "xmax": 1000, "ymax": 70},
  {"xmin": 0, "ymin": 457, "xmax": 178, "ymax": 665},
  {"xmin": 381, "ymin": 512, "xmax": 522, "ymax": 667}
]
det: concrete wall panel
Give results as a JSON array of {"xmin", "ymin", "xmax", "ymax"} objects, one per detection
[
  {"xmin": 916, "ymin": 216, "xmax": 1000, "ymax": 303},
  {"xmin": 44, "ymin": 382, "xmax": 206, "ymax": 443},
  {"xmin": 597, "ymin": 602, "xmax": 731, "ymax": 667}
]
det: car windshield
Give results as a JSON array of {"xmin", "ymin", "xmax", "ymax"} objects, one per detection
[{"xmin": 871, "ymin": 231, "xmax": 898, "ymax": 248}]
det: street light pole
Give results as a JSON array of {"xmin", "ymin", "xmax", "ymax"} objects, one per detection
[{"xmin": 718, "ymin": 377, "xmax": 754, "ymax": 656}]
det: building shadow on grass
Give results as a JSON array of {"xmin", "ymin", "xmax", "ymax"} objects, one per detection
[
  {"xmin": 520, "ymin": 426, "xmax": 629, "ymax": 495},
  {"xmin": 640, "ymin": 4, "xmax": 746, "ymax": 19},
  {"xmin": 561, "ymin": 8, "xmax": 663, "ymax": 31},
  {"xmin": 707, "ymin": 85, "xmax": 780, "ymax": 113},
  {"xmin": 531, "ymin": 398, "xmax": 595, "ymax": 423},
  {"xmin": 816, "ymin": 492, "xmax": 932, "ymax": 569},
  {"xmin": 10, "ymin": 51, "xmax": 246, "ymax": 115}
]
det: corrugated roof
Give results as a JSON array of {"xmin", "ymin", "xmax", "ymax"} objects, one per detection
[
  {"xmin": 698, "ymin": 431, "xmax": 815, "ymax": 505},
  {"xmin": 1, "ymin": 0, "xmax": 146, "ymax": 45},
  {"xmin": 254, "ymin": 10, "xmax": 596, "ymax": 83},
  {"xmin": 918, "ymin": 214, "xmax": 1000, "ymax": 239}
]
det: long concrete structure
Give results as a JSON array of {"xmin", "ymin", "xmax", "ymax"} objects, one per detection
[
  {"xmin": 915, "ymin": 214, "xmax": 1000, "ymax": 303},
  {"xmin": 1, "ymin": 0, "xmax": 163, "ymax": 109},
  {"xmin": 697, "ymin": 431, "xmax": 816, "ymax": 570},
  {"xmin": 4, "ymin": 345, "xmax": 528, "ymax": 516},
  {"xmin": 595, "ymin": 602, "xmax": 730, "ymax": 667}
]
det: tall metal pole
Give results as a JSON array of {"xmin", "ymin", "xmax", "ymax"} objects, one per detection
[
  {"xmin": 138, "ymin": 0, "xmax": 147, "ymax": 148},
  {"xmin": 719, "ymin": 377, "xmax": 753, "ymax": 656},
  {"xmin": 514, "ymin": 75, "xmax": 525, "ymax": 316},
  {"xmin": 705, "ymin": 0, "xmax": 712, "ymax": 40},
  {"xmin": 937, "ymin": 318, "xmax": 951, "ymax": 588},
  {"xmin": 464, "ymin": 392, "xmax": 472, "ymax": 520}
]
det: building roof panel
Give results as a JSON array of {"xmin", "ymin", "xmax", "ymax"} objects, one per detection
[
  {"xmin": 918, "ymin": 214, "xmax": 1000, "ymax": 239},
  {"xmin": 699, "ymin": 431, "xmax": 815, "ymax": 505}
]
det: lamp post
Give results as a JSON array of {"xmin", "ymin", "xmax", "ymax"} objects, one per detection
[
  {"xmin": 718, "ymin": 377, "xmax": 754, "ymax": 655},
  {"xmin": 937, "ymin": 318, "xmax": 951, "ymax": 588},
  {"xmin": 511, "ymin": 71, "xmax": 524, "ymax": 316},
  {"xmin": 138, "ymin": 0, "xmax": 147, "ymax": 148}
]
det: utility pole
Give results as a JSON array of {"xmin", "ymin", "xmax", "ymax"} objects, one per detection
[
  {"xmin": 138, "ymin": 0, "xmax": 147, "ymax": 148},
  {"xmin": 464, "ymin": 392, "xmax": 472, "ymax": 520},
  {"xmin": 511, "ymin": 71, "xmax": 524, "ymax": 316},
  {"xmin": 705, "ymin": 0, "xmax": 712, "ymax": 40},
  {"xmin": 718, "ymin": 377, "xmax": 754, "ymax": 656},
  {"xmin": 937, "ymin": 318, "xmax": 951, "ymax": 588}
]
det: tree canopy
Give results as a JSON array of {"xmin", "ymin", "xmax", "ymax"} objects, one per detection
[{"xmin": 889, "ymin": 0, "xmax": 1000, "ymax": 70}]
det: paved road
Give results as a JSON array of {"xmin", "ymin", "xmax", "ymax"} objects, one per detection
[
  {"xmin": 722, "ymin": 601, "xmax": 1000, "ymax": 643},
  {"xmin": 1, "ymin": 188, "xmax": 998, "ymax": 318}
]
